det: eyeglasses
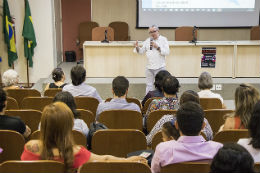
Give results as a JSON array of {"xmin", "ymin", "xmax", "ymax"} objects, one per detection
[{"xmin": 149, "ymin": 30, "xmax": 158, "ymax": 34}]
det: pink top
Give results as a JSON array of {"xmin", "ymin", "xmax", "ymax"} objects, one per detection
[
  {"xmin": 21, "ymin": 146, "xmax": 91, "ymax": 169},
  {"xmin": 151, "ymin": 136, "xmax": 223, "ymax": 173}
]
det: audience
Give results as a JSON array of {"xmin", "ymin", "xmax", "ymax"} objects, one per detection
[
  {"xmin": 146, "ymin": 90, "xmax": 213, "ymax": 145},
  {"xmin": 197, "ymin": 72, "xmax": 225, "ymax": 108},
  {"xmin": 21, "ymin": 102, "xmax": 146, "ymax": 173},
  {"xmin": 45, "ymin": 68, "xmax": 67, "ymax": 90},
  {"xmin": 161, "ymin": 121, "xmax": 180, "ymax": 141},
  {"xmin": 151, "ymin": 101, "xmax": 222, "ymax": 173},
  {"xmin": 96, "ymin": 76, "xmax": 140, "ymax": 120},
  {"xmin": 210, "ymin": 143, "xmax": 255, "ymax": 173},
  {"xmin": 2, "ymin": 69, "xmax": 22, "ymax": 90},
  {"xmin": 141, "ymin": 70, "xmax": 171, "ymax": 107},
  {"xmin": 0, "ymin": 88, "xmax": 31, "ymax": 137},
  {"xmin": 238, "ymin": 100, "xmax": 260, "ymax": 162},
  {"xmin": 221, "ymin": 83, "xmax": 260, "ymax": 130},
  {"xmin": 63, "ymin": 65, "xmax": 102, "ymax": 102}
]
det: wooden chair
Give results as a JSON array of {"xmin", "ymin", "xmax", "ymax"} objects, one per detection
[
  {"xmin": 77, "ymin": 109, "xmax": 95, "ymax": 128},
  {"xmin": 6, "ymin": 97, "xmax": 19, "ymax": 110},
  {"xmin": 142, "ymin": 97, "xmax": 162, "ymax": 114},
  {"xmin": 21, "ymin": 97, "xmax": 53, "ymax": 111},
  {"xmin": 199, "ymin": 98, "xmax": 223, "ymax": 110},
  {"xmin": 0, "ymin": 130, "xmax": 25, "ymax": 163},
  {"xmin": 204, "ymin": 109, "xmax": 234, "ymax": 135},
  {"xmin": 255, "ymin": 162, "xmax": 260, "ymax": 173},
  {"xmin": 98, "ymin": 110, "xmax": 143, "ymax": 131},
  {"xmin": 92, "ymin": 27, "xmax": 114, "ymax": 41},
  {"xmin": 79, "ymin": 162, "xmax": 151, "ymax": 173},
  {"xmin": 43, "ymin": 88, "xmax": 62, "ymax": 97},
  {"xmin": 5, "ymin": 110, "xmax": 42, "ymax": 133},
  {"xmin": 74, "ymin": 97, "xmax": 99, "ymax": 115},
  {"xmin": 31, "ymin": 130, "xmax": 87, "ymax": 147},
  {"xmin": 161, "ymin": 161, "xmax": 211, "ymax": 173},
  {"xmin": 175, "ymin": 26, "xmax": 198, "ymax": 41},
  {"xmin": 79, "ymin": 21, "xmax": 99, "ymax": 49},
  {"xmin": 6, "ymin": 89, "xmax": 41, "ymax": 108},
  {"xmin": 147, "ymin": 110, "xmax": 177, "ymax": 132},
  {"xmin": 109, "ymin": 21, "xmax": 129, "ymax": 41},
  {"xmin": 151, "ymin": 131, "xmax": 163, "ymax": 150},
  {"xmin": 213, "ymin": 129, "xmax": 249, "ymax": 143},
  {"xmin": 0, "ymin": 160, "xmax": 64, "ymax": 173},
  {"xmin": 91, "ymin": 129, "xmax": 147, "ymax": 157},
  {"xmin": 250, "ymin": 26, "xmax": 260, "ymax": 40},
  {"xmin": 105, "ymin": 97, "xmax": 142, "ymax": 110}
]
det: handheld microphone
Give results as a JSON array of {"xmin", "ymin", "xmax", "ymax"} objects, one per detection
[{"xmin": 150, "ymin": 38, "xmax": 153, "ymax": 50}]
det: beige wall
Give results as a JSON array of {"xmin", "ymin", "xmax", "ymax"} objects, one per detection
[
  {"xmin": 0, "ymin": 0, "xmax": 55, "ymax": 83},
  {"xmin": 92, "ymin": 0, "xmax": 251, "ymax": 41}
]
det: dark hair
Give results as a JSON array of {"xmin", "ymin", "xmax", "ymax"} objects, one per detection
[
  {"xmin": 154, "ymin": 70, "xmax": 171, "ymax": 92},
  {"xmin": 162, "ymin": 76, "xmax": 180, "ymax": 95},
  {"xmin": 71, "ymin": 66, "xmax": 86, "ymax": 86},
  {"xmin": 112, "ymin": 76, "xmax": 129, "ymax": 97},
  {"xmin": 176, "ymin": 101, "xmax": 204, "ymax": 136},
  {"xmin": 210, "ymin": 143, "xmax": 255, "ymax": 173},
  {"xmin": 53, "ymin": 91, "xmax": 80, "ymax": 119},
  {"xmin": 0, "ymin": 88, "xmax": 7, "ymax": 112},
  {"xmin": 180, "ymin": 90, "xmax": 200, "ymax": 105},
  {"xmin": 162, "ymin": 121, "xmax": 180, "ymax": 140},
  {"xmin": 52, "ymin": 68, "xmax": 64, "ymax": 82},
  {"xmin": 249, "ymin": 101, "xmax": 260, "ymax": 149}
]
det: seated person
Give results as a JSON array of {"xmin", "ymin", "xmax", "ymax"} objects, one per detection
[
  {"xmin": 238, "ymin": 100, "xmax": 260, "ymax": 162},
  {"xmin": 151, "ymin": 101, "xmax": 222, "ymax": 173},
  {"xmin": 221, "ymin": 84, "xmax": 260, "ymax": 130},
  {"xmin": 96, "ymin": 76, "xmax": 141, "ymax": 120},
  {"xmin": 63, "ymin": 65, "xmax": 102, "ymax": 102},
  {"xmin": 141, "ymin": 70, "xmax": 171, "ymax": 107},
  {"xmin": 2, "ymin": 69, "xmax": 22, "ymax": 90},
  {"xmin": 0, "ymin": 88, "xmax": 31, "ymax": 137},
  {"xmin": 210, "ymin": 143, "xmax": 255, "ymax": 173},
  {"xmin": 197, "ymin": 72, "xmax": 225, "ymax": 108},
  {"xmin": 161, "ymin": 121, "xmax": 180, "ymax": 141},
  {"xmin": 45, "ymin": 68, "xmax": 66, "ymax": 90},
  {"xmin": 21, "ymin": 102, "xmax": 146, "ymax": 172}
]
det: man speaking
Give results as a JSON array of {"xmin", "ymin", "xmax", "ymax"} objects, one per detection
[{"xmin": 134, "ymin": 25, "xmax": 170, "ymax": 94}]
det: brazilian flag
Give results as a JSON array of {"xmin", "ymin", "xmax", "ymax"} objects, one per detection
[
  {"xmin": 3, "ymin": 0, "xmax": 18, "ymax": 67},
  {"xmin": 23, "ymin": 0, "xmax": 37, "ymax": 67}
]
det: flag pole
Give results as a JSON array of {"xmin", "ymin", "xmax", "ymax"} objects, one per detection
[{"xmin": 27, "ymin": 60, "xmax": 30, "ymax": 87}]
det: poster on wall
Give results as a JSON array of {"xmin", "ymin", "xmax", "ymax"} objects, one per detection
[{"xmin": 201, "ymin": 47, "xmax": 216, "ymax": 68}]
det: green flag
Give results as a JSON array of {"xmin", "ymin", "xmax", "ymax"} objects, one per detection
[
  {"xmin": 3, "ymin": 0, "xmax": 18, "ymax": 67},
  {"xmin": 23, "ymin": 0, "xmax": 37, "ymax": 67}
]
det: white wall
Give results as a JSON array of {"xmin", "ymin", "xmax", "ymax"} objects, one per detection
[{"xmin": 0, "ymin": 0, "xmax": 56, "ymax": 83}]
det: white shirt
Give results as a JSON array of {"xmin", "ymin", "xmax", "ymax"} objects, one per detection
[
  {"xmin": 198, "ymin": 89, "xmax": 224, "ymax": 104},
  {"xmin": 134, "ymin": 35, "xmax": 170, "ymax": 70},
  {"xmin": 238, "ymin": 138, "xmax": 260, "ymax": 162},
  {"xmin": 74, "ymin": 119, "xmax": 89, "ymax": 137}
]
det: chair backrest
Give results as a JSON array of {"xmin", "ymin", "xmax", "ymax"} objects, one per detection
[
  {"xmin": 161, "ymin": 161, "xmax": 211, "ymax": 173},
  {"xmin": 147, "ymin": 110, "xmax": 177, "ymax": 132},
  {"xmin": 204, "ymin": 109, "xmax": 234, "ymax": 135},
  {"xmin": 105, "ymin": 97, "xmax": 142, "ymax": 110},
  {"xmin": 92, "ymin": 129, "xmax": 147, "ymax": 157},
  {"xmin": 0, "ymin": 160, "xmax": 65, "ymax": 173},
  {"xmin": 199, "ymin": 98, "xmax": 223, "ymax": 110},
  {"xmin": 142, "ymin": 97, "xmax": 162, "ymax": 114},
  {"xmin": 6, "ymin": 97, "xmax": 19, "ymax": 110},
  {"xmin": 79, "ymin": 21, "xmax": 99, "ymax": 47},
  {"xmin": 250, "ymin": 26, "xmax": 260, "ymax": 40},
  {"xmin": 98, "ymin": 110, "xmax": 143, "ymax": 130},
  {"xmin": 74, "ymin": 97, "xmax": 99, "ymax": 115},
  {"xmin": 43, "ymin": 88, "xmax": 62, "ymax": 97},
  {"xmin": 0, "ymin": 130, "xmax": 25, "ymax": 163},
  {"xmin": 79, "ymin": 162, "xmax": 151, "ymax": 173},
  {"xmin": 77, "ymin": 109, "xmax": 95, "ymax": 128},
  {"xmin": 5, "ymin": 110, "xmax": 42, "ymax": 133},
  {"xmin": 175, "ymin": 26, "xmax": 198, "ymax": 41},
  {"xmin": 30, "ymin": 130, "xmax": 86, "ymax": 147},
  {"xmin": 213, "ymin": 129, "xmax": 249, "ymax": 143},
  {"xmin": 255, "ymin": 162, "xmax": 260, "ymax": 173},
  {"xmin": 109, "ymin": 21, "xmax": 129, "ymax": 41},
  {"xmin": 21, "ymin": 97, "xmax": 53, "ymax": 111},
  {"xmin": 6, "ymin": 89, "xmax": 41, "ymax": 108},
  {"xmin": 92, "ymin": 27, "xmax": 114, "ymax": 41},
  {"xmin": 151, "ymin": 131, "xmax": 163, "ymax": 150}
]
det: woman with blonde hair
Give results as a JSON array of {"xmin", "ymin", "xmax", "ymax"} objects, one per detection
[
  {"xmin": 21, "ymin": 102, "xmax": 146, "ymax": 173},
  {"xmin": 222, "ymin": 84, "xmax": 260, "ymax": 130}
]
